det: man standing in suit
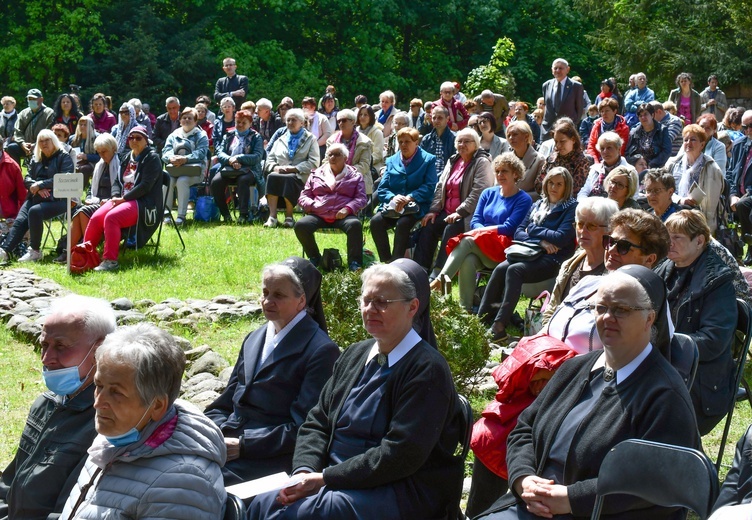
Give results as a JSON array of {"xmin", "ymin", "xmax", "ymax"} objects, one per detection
[
  {"xmin": 214, "ymin": 57, "xmax": 249, "ymax": 110},
  {"xmin": 541, "ymin": 58, "xmax": 584, "ymax": 139},
  {"xmin": 728, "ymin": 110, "xmax": 752, "ymax": 264}
]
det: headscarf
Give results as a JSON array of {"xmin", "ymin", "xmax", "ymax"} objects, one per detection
[
  {"xmin": 115, "ymin": 104, "xmax": 137, "ymax": 153},
  {"xmin": 391, "ymin": 258, "xmax": 437, "ymax": 348},
  {"xmin": 280, "ymin": 256, "xmax": 327, "ymax": 333},
  {"xmin": 615, "ymin": 264, "xmax": 672, "ymax": 360},
  {"xmin": 287, "ymin": 127, "xmax": 305, "ymax": 160}
]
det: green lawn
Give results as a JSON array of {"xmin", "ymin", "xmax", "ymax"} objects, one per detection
[{"xmin": 1, "ymin": 218, "xmax": 750, "ymax": 486}]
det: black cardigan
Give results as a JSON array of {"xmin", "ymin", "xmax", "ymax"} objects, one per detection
[{"xmin": 293, "ymin": 338, "xmax": 464, "ymax": 518}]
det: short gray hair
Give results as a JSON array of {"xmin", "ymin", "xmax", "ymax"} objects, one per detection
[
  {"xmin": 261, "ymin": 264, "xmax": 304, "ymax": 298},
  {"xmin": 596, "ymin": 131, "xmax": 624, "ymax": 152},
  {"xmin": 128, "ymin": 98, "xmax": 142, "ymax": 111},
  {"xmin": 256, "ymin": 98, "xmax": 273, "ymax": 110},
  {"xmin": 327, "ymin": 142, "xmax": 349, "ymax": 158},
  {"xmin": 285, "ymin": 108, "xmax": 306, "ymax": 124},
  {"xmin": 48, "ymin": 294, "xmax": 116, "ymax": 342},
  {"xmin": 440, "ymin": 81, "xmax": 456, "ymax": 93},
  {"xmin": 165, "ymin": 96, "xmax": 180, "ymax": 107},
  {"xmin": 379, "ymin": 90, "xmax": 395, "ymax": 104},
  {"xmin": 337, "ymin": 108, "xmax": 356, "ymax": 122},
  {"xmin": 576, "ymin": 197, "xmax": 619, "ymax": 228},
  {"xmin": 393, "ymin": 111, "xmax": 410, "ymax": 126},
  {"xmin": 361, "ymin": 264, "xmax": 416, "ymax": 301},
  {"xmin": 220, "ymin": 97, "xmax": 236, "ymax": 108},
  {"xmin": 552, "ymin": 58, "xmax": 569, "ymax": 68},
  {"xmin": 95, "ymin": 323, "xmax": 186, "ymax": 406},
  {"xmin": 93, "ymin": 133, "xmax": 118, "ymax": 154},
  {"xmin": 455, "ymin": 127, "xmax": 480, "ymax": 149}
]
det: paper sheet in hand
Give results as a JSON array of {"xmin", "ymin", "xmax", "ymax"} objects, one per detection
[
  {"xmin": 226, "ymin": 471, "xmax": 303, "ymax": 499},
  {"xmin": 689, "ymin": 182, "xmax": 706, "ymax": 204}
]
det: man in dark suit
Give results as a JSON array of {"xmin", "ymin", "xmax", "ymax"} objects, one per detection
[
  {"xmin": 214, "ymin": 57, "xmax": 249, "ymax": 110},
  {"xmin": 728, "ymin": 110, "xmax": 752, "ymax": 263},
  {"xmin": 541, "ymin": 58, "xmax": 584, "ymax": 139}
]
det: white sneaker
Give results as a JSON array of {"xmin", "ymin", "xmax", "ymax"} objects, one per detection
[
  {"xmin": 263, "ymin": 217, "xmax": 278, "ymax": 228},
  {"xmin": 94, "ymin": 259, "xmax": 119, "ymax": 272},
  {"xmin": 283, "ymin": 217, "xmax": 295, "ymax": 228},
  {"xmin": 18, "ymin": 249, "xmax": 42, "ymax": 262}
]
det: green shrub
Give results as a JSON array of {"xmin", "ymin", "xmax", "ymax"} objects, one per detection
[{"xmin": 321, "ymin": 270, "xmax": 491, "ymax": 396}]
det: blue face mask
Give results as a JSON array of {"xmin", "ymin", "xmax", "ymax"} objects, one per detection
[
  {"xmin": 28, "ymin": 99, "xmax": 39, "ymax": 110},
  {"xmin": 42, "ymin": 344, "xmax": 96, "ymax": 396},
  {"xmin": 104, "ymin": 400, "xmax": 154, "ymax": 448}
]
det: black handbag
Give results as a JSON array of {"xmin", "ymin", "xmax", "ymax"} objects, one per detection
[
  {"xmin": 321, "ymin": 248, "xmax": 343, "ymax": 272},
  {"xmin": 505, "ymin": 241, "xmax": 544, "ymax": 263}
]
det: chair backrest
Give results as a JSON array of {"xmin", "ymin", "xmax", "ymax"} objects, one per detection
[
  {"xmin": 223, "ymin": 492, "xmax": 247, "ymax": 520},
  {"xmin": 458, "ymin": 394, "xmax": 473, "ymax": 461},
  {"xmin": 591, "ymin": 439, "xmax": 719, "ymax": 520},
  {"xmin": 447, "ymin": 394, "xmax": 473, "ymax": 520},
  {"xmin": 670, "ymin": 332, "xmax": 699, "ymax": 390}
]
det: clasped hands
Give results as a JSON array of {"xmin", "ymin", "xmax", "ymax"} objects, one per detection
[
  {"xmin": 277, "ymin": 471, "xmax": 325, "ymax": 506},
  {"xmin": 421, "ymin": 211, "xmax": 461, "ymax": 226},
  {"xmin": 515, "ymin": 475, "xmax": 571, "ymax": 518}
]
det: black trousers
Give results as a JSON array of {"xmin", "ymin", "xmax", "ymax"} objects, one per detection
[
  {"xmin": 2, "ymin": 198, "xmax": 67, "ymax": 252},
  {"xmin": 294, "ymin": 214, "xmax": 363, "ymax": 265},
  {"xmin": 369, "ymin": 212, "xmax": 420, "ymax": 262},
  {"xmin": 466, "ymin": 458, "xmax": 509, "ymax": 519},
  {"xmin": 735, "ymin": 194, "xmax": 752, "ymax": 237},
  {"xmin": 210, "ymin": 166, "xmax": 255, "ymax": 218},
  {"xmin": 412, "ymin": 211, "xmax": 466, "ymax": 271}
]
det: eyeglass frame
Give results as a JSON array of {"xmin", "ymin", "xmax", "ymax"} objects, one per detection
[
  {"xmin": 359, "ymin": 297, "xmax": 411, "ymax": 312},
  {"xmin": 602, "ymin": 235, "xmax": 645, "ymax": 255}
]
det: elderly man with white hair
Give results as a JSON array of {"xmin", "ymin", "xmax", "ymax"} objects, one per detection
[
  {"xmin": 474, "ymin": 89, "xmax": 510, "ymax": 136},
  {"xmin": 254, "ymin": 97, "xmax": 284, "ymax": 147},
  {"xmin": 0, "ymin": 295, "xmax": 116, "ymax": 520},
  {"xmin": 541, "ymin": 58, "xmax": 584, "ymax": 139},
  {"xmin": 128, "ymin": 98, "xmax": 153, "ymax": 137},
  {"xmin": 435, "ymin": 81, "xmax": 470, "ymax": 132}
]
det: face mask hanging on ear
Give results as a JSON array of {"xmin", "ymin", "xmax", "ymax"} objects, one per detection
[
  {"xmin": 105, "ymin": 399, "xmax": 155, "ymax": 448},
  {"xmin": 42, "ymin": 344, "xmax": 96, "ymax": 396}
]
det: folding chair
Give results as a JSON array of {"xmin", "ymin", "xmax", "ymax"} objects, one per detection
[
  {"xmin": 715, "ymin": 298, "xmax": 752, "ymax": 470},
  {"xmin": 449, "ymin": 394, "xmax": 473, "ymax": 520},
  {"xmin": 41, "ymin": 213, "xmax": 67, "ymax": 252},
  {"xmin": 223, "ymin": 492, "xmax": 247, "ymax": 520},
  {"xmin": 150, "ymin": 172, "xmax": 186, "ymax": 256},
  {"xmin": 591, "ymin": 439, "xmax": 719, "ymax": 520},
  {"xmin": 670, "ymin": 332, "xmax": 699, "ymax": 390}
]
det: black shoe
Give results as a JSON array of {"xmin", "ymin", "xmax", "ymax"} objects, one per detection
[{"xmin": 488, "ymin": 326, "xmax": 509, "ymax": 343}]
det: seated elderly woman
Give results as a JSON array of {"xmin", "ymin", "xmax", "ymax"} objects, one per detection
[
  {"xmin": 626, "ymin": 103, "xmax": 672, "ymax": 168},
  {"xmin": 384, "ymin": 111, "xmax": 409, "ymax": 160},
  {"xmin": 478, "ymin": 167, "xmax": 577, "ymax": 342},
  {"xmin": 535, "ymin": 118, "xmax": 591, "ymax": 197},
  {"xmin": 294, "ymin": 144, "xmax": 368, "ymax": 271},
  {"xmin": 213, "ymin": 97, "xmax": 237, "ymax": 148},
  {"xmin": 0, "ymin": 142, "xmax": 27, "ymax": 223},
  {"xmin": 83, "ymin": 126, "xmax": 163, "ymax": 272},
  {"xmin": 431, "ymin": 152, "xmax": 533, "ymax": 311},
  {"xmin": 413, "ymin": 128, "xmax": 494, "ymax": 279},
  {"xmin": 263, "ymin": 108, "xmax": 320, "ymax": 228},
  {"xmin": 324, "ymin": 108, "xmax": 373, "ymax": 192},
  {"xmin": 541, "ymin": 197, "xmax": 619, "ymax": 325},
  {"xmin": 210, "ymin": 109, "xmax": 264, "ymax": 224},
  {"xmin": 204, "ymin": 257, "xmax": 339, "ymax": 484},
  {"xmin": 370, "ymin": 127, "xmax": 437, "ymax": 262},
  {"xmin": 54, "ymin": 134, "xmax": 119, "ymax": 263},
  {"xmin": 302, "ymin": 96, "xmax": 333, "ymax": 160},
  {"xmin": 475, "ymin": 266, "xmax": 700, "ymax": 520},
  {"xmin": 696, "ymin": 114, "xmax": 727, "ymax": 172},
  {"xmin": 578, "ymin": 131, "xmax": 630, "ymax": 200},
  {"xmin": 643, "ymin": 168, "xmax": 682, "ymax": 221},
  {"xmin": 604, "ymin": 165, "xmax": 641, "ymax": 210},
  {"xmin": 655, "ymin": 210, "xmax": 737, "ymax": 435},
  {"xmin": 585, "ymin": 97, "xmax": 629, "ymax": 163},
  {"xmin": 59, "ymin": 323, "xmax": 226, "ymax": 519},
  {"xmin": 248, "ymin": 262, "xmax": 464, "ymax": 520},
  {"xmin": 506, "ymin": 121, "xmax": 543, "ymax": 201},
  {"xmin": 0, "ymin": 130, "xmax": 74, "ymax": 264},
  {"xmin": 665, "ymin": 123, "xmax": 724, "ymax": 234},
  {"xmin": 111, "ymin": 103, "xmax": 138, "ymax": 154},
  {"xmin": 162, "ymin": 107, "xmax": 209, "ymax": 225}
]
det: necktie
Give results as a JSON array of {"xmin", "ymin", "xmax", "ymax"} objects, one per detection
[{"xmin": 554, "ymin": 82, "xmax": 562, "ymax": 112}]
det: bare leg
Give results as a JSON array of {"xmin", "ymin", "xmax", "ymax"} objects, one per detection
[
  {"xmin": 284, "ymin": 198, "xmax": 295, "ymax": 218},
  {"xmin": 266, "ymin": 194, "xmax": 279, "ymax": 218}
]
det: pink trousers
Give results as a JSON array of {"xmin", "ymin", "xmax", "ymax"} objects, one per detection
[{"xmin": 84, "ymin": 200, "xmax": 139, "ymax": 260}]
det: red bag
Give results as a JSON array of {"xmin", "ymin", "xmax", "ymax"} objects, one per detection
[
  {"xmin": 445, "ymin": 227, "xmax": 513, "ymax": 263},
  {"xmin": 69, "ymin": 241, "xmax": 101, "ymax": 274}
]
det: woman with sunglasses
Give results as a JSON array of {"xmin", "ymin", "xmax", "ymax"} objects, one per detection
[
  {"xmin": 82, "ymin": 126, "xmax": 163, "ymax": 271},
  {"xmin": 655, "ymin": 210, "xmax": 737, "ymax": 435},
  {"xmin": 475, "ymin": 266, "xmax": 698, "ymax": 520}
]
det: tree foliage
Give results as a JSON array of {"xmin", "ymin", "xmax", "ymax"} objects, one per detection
[{"xmin": 465, "ymin": 37, "xmax": 518, "ymax": 99}]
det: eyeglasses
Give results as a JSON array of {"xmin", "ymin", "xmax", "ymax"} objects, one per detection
[
  {"xmin": 576, "ymin": 221, "xmax": 607, "ymax": 232},
  {"xmin": 742, "ymin": 125, "xmax": 751, "ymax": 131},
  {"xmin": 645, "ymin": 188, "xmax": 665, "ymax": 196},
  {"xmin": 359, "ymin": 297, "xmax": 410, "ymax": 312},
  {"xmin": 456, "ymin": 139, "xmax": 475, "ymax": 145},
  {"xmin": 608, "ymin": 181, "xmax": 628, "ymax": 191},
  {"xmin": 128, "ymin": 135, "xmax": 145, "ymax": 142},
  {"xmin": 588, "ymin": 303, "xmax": 650, "ymax": 318},
  {"xmin": 469, "ymin": 123, "xmax": 479, "ymax": 129},
  {"xmin": 336, "ymin": 119, "xmax": 351, "ymax": 124},
  {"xmin": 326, "ymin": 152, "xmax": 344, "ymax": 158},
  {"xmin": 602, "ymin": 235, "xmax": 645, "ymax": 255}
]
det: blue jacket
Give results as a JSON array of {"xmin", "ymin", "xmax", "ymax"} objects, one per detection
[
  {"xmin": 727, "ymin": 137, "xmax": 752, "ymax": 197},
  {"xmin": 514, "ymin": 198, "xmax": 578, "ymax": 264},
  {"xmin": 377, "ymin": 147, "xmax": 438, "ymax": 217},
  {"xmin": 626, "ymin": 120, "xmax": 672, "ymax": 168},
  {"xmin": 420, "ymin": 128, "xmax": 456, "ymax": 165},
  {"xmin": 216, "ymin": 129, "xmax": 265, "ymax": 190}
]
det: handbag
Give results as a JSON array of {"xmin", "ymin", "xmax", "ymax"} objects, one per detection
[
  {"xmin": 321, "ymin": 248, "xmax": 343, "ymax": 272},
  {"xmin": 524, "ymin": 291, "xmax": 551, "ymax": 336},
  {"xmin": 194, "ymin": 195, "xmax": 220, "ymax": 222},
  {"xmin": 380, "ymin": 201, "xmax": 419, "ymax": 219},
  {"xmin": 70, "ymin": 241, "xmax": 101, "ymax": 274},
  {"xmin": 505, "ymin": 241, "xmax": 544, "ymax": 263}
]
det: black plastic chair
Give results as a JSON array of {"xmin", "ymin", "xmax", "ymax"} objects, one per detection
[
  {"xmin": 153, "ymin": 171, "xmax": 186, "ymax": 256},
  {"xmin": 223, "ymin": 492, "xmax": 247, "ymax": 520},
  {"xmin": 670, "ymin": 332, "xmax": 699, "ymax": 390},
  {"xmin": 591, "ymin": 439, "xmax": 719, "ymax": 520},
  {"xmin": 451, "ymin": 394, "xmax": 473, "ymax": 520},
  {"xmin": 715, "ymin": 298, "xmax": 752, "ymax": 470}
]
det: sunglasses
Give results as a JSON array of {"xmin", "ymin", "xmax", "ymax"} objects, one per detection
[
  {"xmin": 576, "ymin": 221, "xmax": 607, "ymax": 232},
  {"xmin": 128, "ymin": 135, "xmax": 145, "ymax": 142},
  {"xmin": 602, "ymin": 235, "xmax": 645, "ymax": 255}
]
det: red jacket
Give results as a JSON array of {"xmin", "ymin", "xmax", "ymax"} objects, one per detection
[
  {"xmin": 435, "ymin": 98, "xmax": 469, "ymax": 130},
  {"xmin": 470, "ymin": 333, "xmax": 575, "ymax": 478},
  {"xmin": 586, "ymin": 114, "xmax": 630, "ymax": 163},
  {"xmin": 0, "ymin": 151, "xmax": 27, "ymax": 219}
]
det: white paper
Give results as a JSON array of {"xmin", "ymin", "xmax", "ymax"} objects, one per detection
[
  {"xmin": 72, "ymin": 147, "xmax": 81, "ymax": 156},
  {"xmin": 225, "ymin": 471, "xmax": 299, "ymax": 500},
  {"xmin": 689, "ymin": 182, "xmax": 706, "ymax": 204}
]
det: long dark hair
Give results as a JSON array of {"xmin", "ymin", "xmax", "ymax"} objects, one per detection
[
  {"xmin": 357, "ymin": 105, "xmax": 376, "ymax": 128},
  {"xmin": 53, "ymin": 93, "xmax": 81, "ymax": 119}
]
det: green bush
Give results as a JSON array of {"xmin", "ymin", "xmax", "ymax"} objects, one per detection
[
  {"xmin": 321, "ymin": 270, "xmax": 491, "ymax": 396},
  {"xmin": 464, "ymin": 37, "xmax": 517, "ymax": 99}
]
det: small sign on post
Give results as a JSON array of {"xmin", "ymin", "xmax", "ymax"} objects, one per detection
[{"xmin": 53, "ymin": 173, "xmax": 84, "ymax": 274}]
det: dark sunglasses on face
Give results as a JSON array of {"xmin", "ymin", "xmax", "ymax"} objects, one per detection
[
  {"xmin": 602, "ymin": 235, "xmax": 645, "ymax": 255},
  {"xmin": 128, "ymin": 135, "xmax": 145, "ymax": 142}
]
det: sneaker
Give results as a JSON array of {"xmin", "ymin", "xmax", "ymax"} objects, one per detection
[
  {"xmin": 263, "ymin": 217, "xmax": 278, "ymax": 228},
  {"xmin": 163, "ymin": 216, "xmax": 172, "ymax": 224},
  {"xmin": 174, "ymin": 217, "xmax": 185, "ymax": 226},
  {"xmin": 94, "ymin": 259, "xmax": 119, "ymax": 272},
  {"xmin": 282, "ymin": 217, "xmax": 295, "ymax": 228},
  {"xmin": 53, "ymin": 252, "xmax": 67, "ymax": 264},
  {"xmin": 18, "ymin": 249, "xmax": 42, "ymax": 262}
]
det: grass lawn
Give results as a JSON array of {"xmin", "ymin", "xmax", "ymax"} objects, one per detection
[{"xmin": 0, "ymin": 217, "xmax": 750, "ymax": 487}]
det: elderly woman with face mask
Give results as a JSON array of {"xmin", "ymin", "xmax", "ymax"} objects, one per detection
[
  {"xmin": 162, "ymin": 107, "xmax": 209, "ymax": 225},
  {"xmin": 59, "ymin": 323, "xmax": 227, "ymax": 520}
]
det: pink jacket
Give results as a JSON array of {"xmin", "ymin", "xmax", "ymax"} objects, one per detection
[
  {"xmin": 435, "ymin": 98, "xmax": 469, "ymax": 130},
  {"xmin": 298, "ymin": 164, "xmax": 367, "ymax": 221}
]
